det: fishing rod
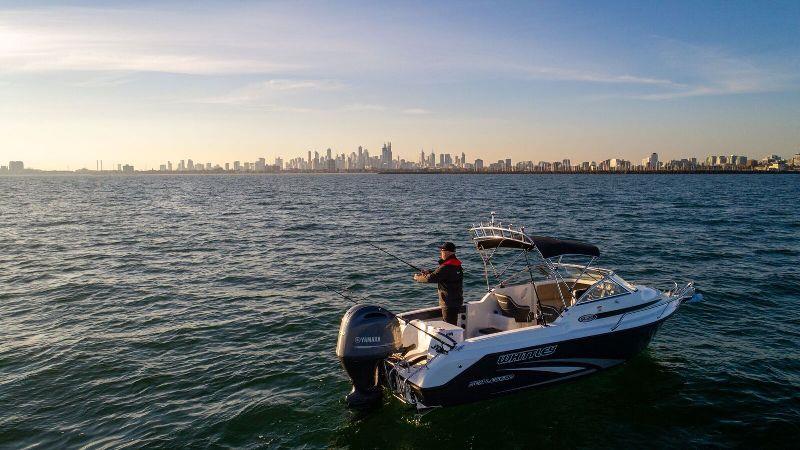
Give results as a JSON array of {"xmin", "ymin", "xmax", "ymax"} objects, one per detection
[
  {"xmin": 321, "ymin": 281, "xmax": 456, "ymax": 352},
  {"xmin": 337, "ymin": 228, "xmax": 427, "ymax": 273},
  {"xmin": 365, "ymin": 242, "xmax": 426, "ymax": 273}
]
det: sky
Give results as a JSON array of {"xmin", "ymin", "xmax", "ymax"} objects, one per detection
[{"xmin": 0, "ymin": 0, "xmax": 799, "ymax": 170}]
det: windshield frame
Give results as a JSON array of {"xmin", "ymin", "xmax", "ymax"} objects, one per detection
[{"xmin": 575, "ymin": 273, "xmax": 634, "ymax": 305}]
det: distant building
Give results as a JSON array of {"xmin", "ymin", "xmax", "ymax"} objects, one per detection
[
  {"xmin": 381, "ymin": 142, "xmax": 392, "ymax": 169},
  {"xmin": 641, "ymin": 153, "xmax": 658, "ymax": 170},
  {"xmin": 761, "ymin": 154, "xmax": 783, "ymax": 165},
  {"xmin": 505, "ymin": 158, "xmax": 512, "ymax": 171},
  {"xmin": 474, "ymin": 159, "xmax": 484, "ymax": 171},
  {"xmin": 440, "ymin": 153, "xmax": 452, "ymax": 168},
  {"xmin": 9, "ymin": 161, "xmax": 24, "ymax": 173},
  {"xmin": 792, "ymin": 153, "xmax": 800, "ymax": 167},
  {"xmin": 122, "ymin": 164, "xmax": 134, "ymax": 173}
]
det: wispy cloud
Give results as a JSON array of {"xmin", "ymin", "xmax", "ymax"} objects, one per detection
[
  {"xmin": 68, "ymin": 74, "xmax": 134, "ymax": 88},
  {"xmin": 402, "ymin": 108, "xmax": 432, "ymax": 115},
  {"xmin": 340, "ymin": 103, "xmax": 387, "ymax": 112},
  {"xmin": 259, "ymin": 79, "xmax": 343, "ymax": 91},
  {"xmin": 629, "ymin": 39, "xmax": 799, "ymax": 100},
  {"xmin": 515, "ymin": 65, "xmax": 681, "ymax": 87},
  {"xmin": 0, "ymin": 10, "xmax": 304, "ymax": 75},
  {"xmin": 196, "ymin": 79, "xmax": 343, "ymax": 105}
]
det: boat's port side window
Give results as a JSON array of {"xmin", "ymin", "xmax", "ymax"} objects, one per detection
[{"xmin": 582, "ymin": 279, "xmax": 628, "ymax": 302}]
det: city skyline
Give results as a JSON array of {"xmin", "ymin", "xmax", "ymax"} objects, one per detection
[
  {"xmin": 5, "ymin": 147, "xmax": 799, "ymax": 174},
  {"xmin": 3, "ymin": 140, "xmax": 800, "ymax": 172},
  {"xmin": 1, "ymin": 1, "xmax": 799, "ymax": 170}
]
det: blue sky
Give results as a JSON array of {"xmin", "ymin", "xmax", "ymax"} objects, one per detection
[{"xmin": 1, "ymin": 0, "xmax": 798, "ymax": 169}]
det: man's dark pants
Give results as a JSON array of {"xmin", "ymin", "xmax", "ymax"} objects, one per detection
[{"xmin": 441, "ymin": 304, "xmax": 461, "ymax": 326}]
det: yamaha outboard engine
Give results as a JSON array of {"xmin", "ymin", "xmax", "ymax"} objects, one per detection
[{"xmin": 336, "ymin": 304, "xmax": 401, "ymax": 409}]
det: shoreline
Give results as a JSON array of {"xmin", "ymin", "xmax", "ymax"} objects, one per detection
[{"xmin": 1, "ymin": 169, "xmax": 798, "ymax": 176}]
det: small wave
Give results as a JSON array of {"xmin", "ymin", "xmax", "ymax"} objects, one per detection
[
  {"xmin": 284, "ymin": 222, "xmax": 321, "ymax": 231},
  {"xmin": 755, "ymin": 248, "xmax": 798, "ymax": 256}
]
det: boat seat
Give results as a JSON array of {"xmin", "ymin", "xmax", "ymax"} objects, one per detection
[{"xmin": 495, "ymin": 293, "xmax": 532, "ymax": 323}]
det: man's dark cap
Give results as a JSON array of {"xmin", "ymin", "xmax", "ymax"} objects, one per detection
[{"xmin": 439, "ymin": 242, "xmax": 456, "ymax": 252}]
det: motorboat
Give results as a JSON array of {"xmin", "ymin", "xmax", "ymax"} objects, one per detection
[{"xmin": 336, "ymin": 214, "xmax": 701, "ymax": 409}]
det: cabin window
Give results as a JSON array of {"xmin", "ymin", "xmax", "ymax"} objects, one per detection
[{"xmin": 582, "ymin": 279, "xmax": 627, "ymax": 302}]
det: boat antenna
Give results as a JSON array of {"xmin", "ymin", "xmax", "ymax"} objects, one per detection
[{"xmin": 365, "ymin": 242, "xmax": 425, "ymax": 273}]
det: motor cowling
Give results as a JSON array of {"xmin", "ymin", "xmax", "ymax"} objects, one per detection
[{"xmin": 336, "ymin": 304, "xmax": 401, "ymax": 408}]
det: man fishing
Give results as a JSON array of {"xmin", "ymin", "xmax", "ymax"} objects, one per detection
[{"xmin": 413, "ymin": 242, "xmax": 464, "ymax": 325}]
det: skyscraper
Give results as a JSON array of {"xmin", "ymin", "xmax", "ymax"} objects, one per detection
[
  {"xmin": 8, "ymin": 161, "xmax": 24, "ymax": 173},
  {"xmin": 381, "ymin": 142, "xmax": 392, "ymax": 169}
]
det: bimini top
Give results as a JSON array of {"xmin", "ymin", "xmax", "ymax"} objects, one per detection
[{"xmin": 469, "ymin": 219, "xmax": 600, "ymax": 259}]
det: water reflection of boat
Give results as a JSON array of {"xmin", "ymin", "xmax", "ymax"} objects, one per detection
[{"xmin": 337, "ymin": 214, "xmax": 702, "ymax": 409}]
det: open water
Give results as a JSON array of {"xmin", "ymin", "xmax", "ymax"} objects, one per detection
[{"xmin": 1, "ymin": 174, "xmax": 799, "ymax": 449}]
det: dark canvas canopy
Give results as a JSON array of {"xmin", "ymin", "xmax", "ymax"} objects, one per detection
[{"xmin": 474, "ymin": 235, "xmax": 600, "ymax": 259}]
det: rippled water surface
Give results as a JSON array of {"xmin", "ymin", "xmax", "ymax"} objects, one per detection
[{"xmin": 1, "ymin": 174, "xmax": 799, "ymax": 448}]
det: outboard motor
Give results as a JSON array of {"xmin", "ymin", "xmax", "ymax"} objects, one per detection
[{"xmin": 336, "ymin": 304, "xmax": 401, "ymax": 408}]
